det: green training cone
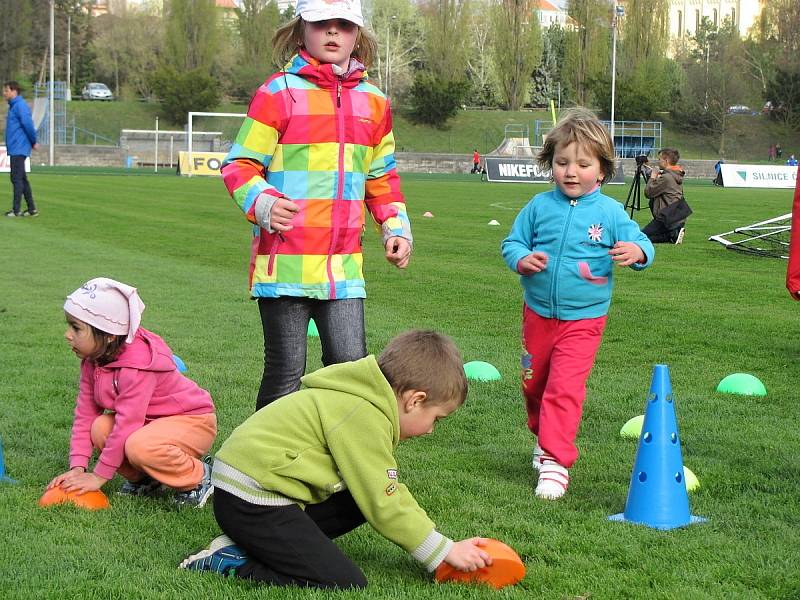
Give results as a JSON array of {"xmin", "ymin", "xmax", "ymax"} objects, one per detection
[
  {"xmin": 307, "ymin": 319, "xmax": 319, "ymax": 338},
  {"xmin": 463, "ymin": 361, "xmax": 501, "ymax": 381},
  {"xmin": 716, "ymin": 373, "xmax": 766, "ymax": 396}
]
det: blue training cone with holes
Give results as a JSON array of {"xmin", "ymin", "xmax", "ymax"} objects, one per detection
[
  {"xmin": 609, "ymin": 365, "xmax": 705, "ymax": 530},
  {"xmin": 0, "ymin": 435, "xmax": 18, "ymax": 484}
]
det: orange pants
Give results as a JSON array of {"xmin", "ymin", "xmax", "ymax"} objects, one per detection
[{"xmin": 90, "ymin": 413, "xmax": 217, "ymax": 491}]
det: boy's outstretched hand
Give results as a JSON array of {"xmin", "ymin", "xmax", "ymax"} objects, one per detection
[
  {"xmin": 444, "ymin": 538, "xmax": 493, "ymax": 572},
  {"xmin": 385, "ymin": 236, "xmax": 412, "ymax": 269},
  {"xmin": 609, "ymin": 241, "xmax": 645, "ymax": 267}
]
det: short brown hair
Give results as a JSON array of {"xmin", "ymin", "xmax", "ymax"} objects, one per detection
[
  {"xmin": 3, "ymin": 81, "xmax": 21, "ymax": 93},
  {"xmin": 537, "ymin": 107, "xmax": 616, "ymax": 183},
  {"xmin": 87, "ymin": 325, "xmax": 126, "ymax": 365},
  {"xmin": 272, "ymin": 17, "xmax": 378, "ymax": 70},
  {"xmin": 378, "ymin": 330, "xmax": 468, "ymax": 407},
  {"xmin": 659, "ymin": 148, "xmax": 680, "ymax": 165}
]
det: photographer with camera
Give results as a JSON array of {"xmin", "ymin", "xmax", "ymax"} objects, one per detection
[{"xmin": 642, "ymin": 148, "xmax": 689, "ymax": 244}]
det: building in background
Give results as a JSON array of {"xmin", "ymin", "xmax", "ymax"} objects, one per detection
[{"xmin": 668, "ymin": 0, "xmax": 764, "ymax": 39}]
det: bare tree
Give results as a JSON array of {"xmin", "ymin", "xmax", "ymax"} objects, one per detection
[
  {"xmin": 490, "ymin": 0, "xmax": 541, "ymax": 110},
  {"xmin": 564, "ymin": 0, "xmax": 609, "ymax": 107}
]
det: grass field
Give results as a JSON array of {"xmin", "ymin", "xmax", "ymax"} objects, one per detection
[{"xmin": 0, "ymin": 171, "xmax": 798, "ymax": 599}]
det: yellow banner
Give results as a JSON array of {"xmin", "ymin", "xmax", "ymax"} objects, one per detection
[{"xmin": 178, "ymin": 151, "xmax": 227, "ymax": 176}]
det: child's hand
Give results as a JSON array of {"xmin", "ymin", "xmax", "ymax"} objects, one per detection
[
  {"xmin": 443, "ymin": 538, "xmax": 492, "ymax": 572},
  {"xmin": 50, "ymin": 468, "xmax": 108, "ymax": 494},
  {"xmin": 517, "ymin": 252, "xmax": 548, "ymax": 275},
  {"xmin": 609, "ymin": 241, "xmax": 645, "ymax": 267},
  {"xmin": 385, "ymin": 236, "xmax": 411, "ymax": 269},
  {"xmin": 270, "ymin": 197, "xmax": 300, "ymax": 233}
]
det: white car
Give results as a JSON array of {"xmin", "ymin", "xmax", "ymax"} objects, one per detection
[{"xmin": 81, "ymin": 82, "xmax": 114, "ymax": 101}]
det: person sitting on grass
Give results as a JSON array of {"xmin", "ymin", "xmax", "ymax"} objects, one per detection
[
  {"xmin": 179, "ymin": 329, "xmax": 491, "ymax": 589},
  {"xmin": 48, "ymin": 277, "xmax": 217, "ymax": 508},
  {"xmin": 643, "ymin": 148, "xmax": 688, "ymax": 244}
]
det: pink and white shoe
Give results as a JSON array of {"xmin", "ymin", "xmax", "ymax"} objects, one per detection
[{"xmin": 535, "ymin": 458, "xmax": 569, "ymax": 500}]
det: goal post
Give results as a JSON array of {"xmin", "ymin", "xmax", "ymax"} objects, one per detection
[{"xmin": 186, "ymin": 111, "xmax": 245, "ymax": 177}]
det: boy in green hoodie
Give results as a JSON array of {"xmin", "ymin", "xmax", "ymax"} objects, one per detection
[{"xmin": 179, "ymin": 329, "xmax": 491, "ymax": 588}]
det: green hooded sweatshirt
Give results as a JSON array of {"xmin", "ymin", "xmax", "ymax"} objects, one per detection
[{"xmin": 212, "ymin": 356, "xmax": 453, "ymax": 571}]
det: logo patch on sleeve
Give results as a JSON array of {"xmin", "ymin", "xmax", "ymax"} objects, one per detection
[
  {"xmin": 387, "ymin": 469, "xmax": 398, "ymax": 480},
  {"xmin": 385, "ymin": 482, "xmax": 397, "ymax": 496}
]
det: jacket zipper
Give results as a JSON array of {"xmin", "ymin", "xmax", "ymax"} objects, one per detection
[
  {"xmin": 550, "ymin": 198, "xmax": 578, "ymax": 319},
  {"xmin": 327, "ymin": 78, "xmax": 345, "ymax": 298}
]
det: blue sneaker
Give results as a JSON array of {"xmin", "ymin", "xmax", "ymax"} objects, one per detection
[
  {"xmin": 118, "ymin": 474, "xmax": 164, "ymax": 497},
  {"xmin": 174, "ymin": 461, "xmax": 213, "ymax": 509},
  {"xmin": 179, "ymin": 534, "xmax": 247, "ymax": 576}
]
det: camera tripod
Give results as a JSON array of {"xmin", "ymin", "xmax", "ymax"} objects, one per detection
[{"xmin": 624, "ymin": 162, "xmax": 650, "ymax": 218}]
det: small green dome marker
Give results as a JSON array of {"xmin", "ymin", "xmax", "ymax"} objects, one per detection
[
  {"xmin": 463, "ymin": 361, "xmax": 501, "ymax": 381},
  {"xmin": 716, "ymin": 373, "xmax": 766, "ymax": 396}
]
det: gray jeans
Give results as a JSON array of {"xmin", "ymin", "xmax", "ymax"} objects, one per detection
[{"xmin": 256, "ymin": 297, "xmax": 367, "ymax": 411}]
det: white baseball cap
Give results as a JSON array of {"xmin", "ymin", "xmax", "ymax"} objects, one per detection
[{"xmin": 296, "ymin": 0, "xmax": 364, "ymax": 27}]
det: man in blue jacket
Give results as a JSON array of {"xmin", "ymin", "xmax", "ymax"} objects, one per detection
[{"xmin": 3, "ymin": 81, "xmax": 39, "ymax": 217}]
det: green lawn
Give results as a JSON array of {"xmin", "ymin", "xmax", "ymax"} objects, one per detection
[{"xmin": 0, "ymin": 171, "xmax": 797, "ymax": 599}]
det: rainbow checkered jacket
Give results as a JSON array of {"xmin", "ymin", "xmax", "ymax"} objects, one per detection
[{"xmin": 221, "ymin": 52, "xmax": 412, "ymax": 300}]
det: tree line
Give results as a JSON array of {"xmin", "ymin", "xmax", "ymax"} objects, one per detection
[{"xmin": 0, "ymin": 0, "xmax": 798, "ymax": 152}]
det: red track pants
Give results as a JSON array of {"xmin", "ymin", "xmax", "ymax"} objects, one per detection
[{"xmin": 521, "ymin": 305, "xmax": 606, "ymax": 467}]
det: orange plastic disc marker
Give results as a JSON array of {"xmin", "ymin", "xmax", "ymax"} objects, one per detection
[
  {"xmin": 39, "ymin": 486, "xmax": 110, "ymax": 511},
  {"xmin": 434, "ymin": 538, "xmax": 525, "ymax": 589}
]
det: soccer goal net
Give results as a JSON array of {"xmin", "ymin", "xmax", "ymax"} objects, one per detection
[{"xmin": 708, "ymin": 213, "xmax": 792, "ymax": 259}]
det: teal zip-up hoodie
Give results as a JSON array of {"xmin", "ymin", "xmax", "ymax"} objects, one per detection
[
  {"xmin": 212, "ymin": 356, "xmax": 453, "ymax": 571},
  {"xmin": 501, "ymin": 186, "xmax": 655, "ymax": 320}
]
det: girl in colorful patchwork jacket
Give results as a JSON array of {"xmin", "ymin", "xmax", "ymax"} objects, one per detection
[
  {"xmin": 501, "ymin": 109, "xmax": 655, "ymax": 501},
  {"xmin": 221, "ymin": 0, "xmax": 412, "ymax": 412}
]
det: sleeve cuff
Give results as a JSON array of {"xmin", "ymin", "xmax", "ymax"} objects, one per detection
[
  {"xmin": 411, "ymin": 529, "xmax": 453, "ymax": 572},
  {"xmin": 69, "ymin": 455, "xmax": 90, "ymax": 470},
  {"xmin": 254, "ymin": 193, "xmax": 280, "ymax": 233},
  {"xmin": 93, "ymin": 459, "xmax": 118, "ymax": 481}
]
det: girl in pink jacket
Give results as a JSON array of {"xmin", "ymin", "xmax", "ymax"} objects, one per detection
[{"xmin": 48, "ymin": 277, "xmax": 217, "ymax": 508}]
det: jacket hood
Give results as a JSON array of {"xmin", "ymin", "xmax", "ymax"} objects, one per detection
[
  {"xmin": 301, "ymin": 356, "xmax": 399, "ymax": 444},
  {"xmin": 664, "ymin": 165, "xmax": 685, "ymax": 184},
  {"xmin": 105, "ymin": 328, "xmax": 177, "ymax": 372},
  {"xmin": 284, "ymin": 50, "xmax": 367, "ymax": 89}
]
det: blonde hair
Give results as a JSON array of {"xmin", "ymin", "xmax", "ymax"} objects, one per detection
[
  {"xmin": 272, "ymin": 17, "xmax": 378, "ymax": 70},
  {"xmin": 537, "ymin": 107, "xmax": 616, "ymax": 183},
  {"xmin": 378, "ymin": 330, "xmax": 468, "ymax": 407}
]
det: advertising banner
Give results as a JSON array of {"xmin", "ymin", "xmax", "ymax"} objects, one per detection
[
  {"xmin": 0, "ymin": 147, "xmax": 31, "ymax": 173},
  {"xmin": 484, "ymin": 157, "xmax": 550, "ymax": 183},
  {"xmin": 178, "ymin": 151, "xmax": 227, "ymax": 176},
  {"xmin": 720, "ymin": 164, "xmax": 798, "ymax": 188}
]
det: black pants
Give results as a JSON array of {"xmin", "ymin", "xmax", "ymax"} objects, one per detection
[
  {"xmin": 10, "ymin": 155, "xmax": 35, "ymax": 214},
  {"xmin": 642, "ymin": 219, "xmax": 683, "ymax": 244},
  {"xmin": 255, "ymin": 297, "xmax": 366, "ymax": 411},
  {"xmin": 213, "ymin": 488, "xmax": 368, "ymax": 589}
]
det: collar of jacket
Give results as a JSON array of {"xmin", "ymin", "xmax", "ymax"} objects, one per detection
[
  {"xmin": 551, "ymin": 184, "xmax": 602, "ymax": 205},
  {"xmin": 284, "ymin": 50, "xmax": 367, "ymax": 90},
  {"xmin": 7, "ymin": 94, "xmax": 22, "ymax": 107}
]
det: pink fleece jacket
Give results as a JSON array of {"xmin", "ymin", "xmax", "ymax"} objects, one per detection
[{"xmin": 68, "ymin": 328, "xmax": 215, "ymax": 480}]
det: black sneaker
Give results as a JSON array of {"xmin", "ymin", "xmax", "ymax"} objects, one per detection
[
  {"xmin": 4, "ymin": 211, "xmax": 21, "ymax": 217},
  {"xmin": 22, "ymin": 210, "xmax": 39, "ymax": 217},
  {"xmin": 118, "ymin": 474, "xmax": 164, "ymax": 497},
  {"xmin": 174, "ymin": 461, "xmax": 214, "ymax": 509}
]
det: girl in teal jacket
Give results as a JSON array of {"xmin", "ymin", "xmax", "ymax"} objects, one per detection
[{"xmin": 502, "ymin": 108, "xmax": 655, "ymax": 501}]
